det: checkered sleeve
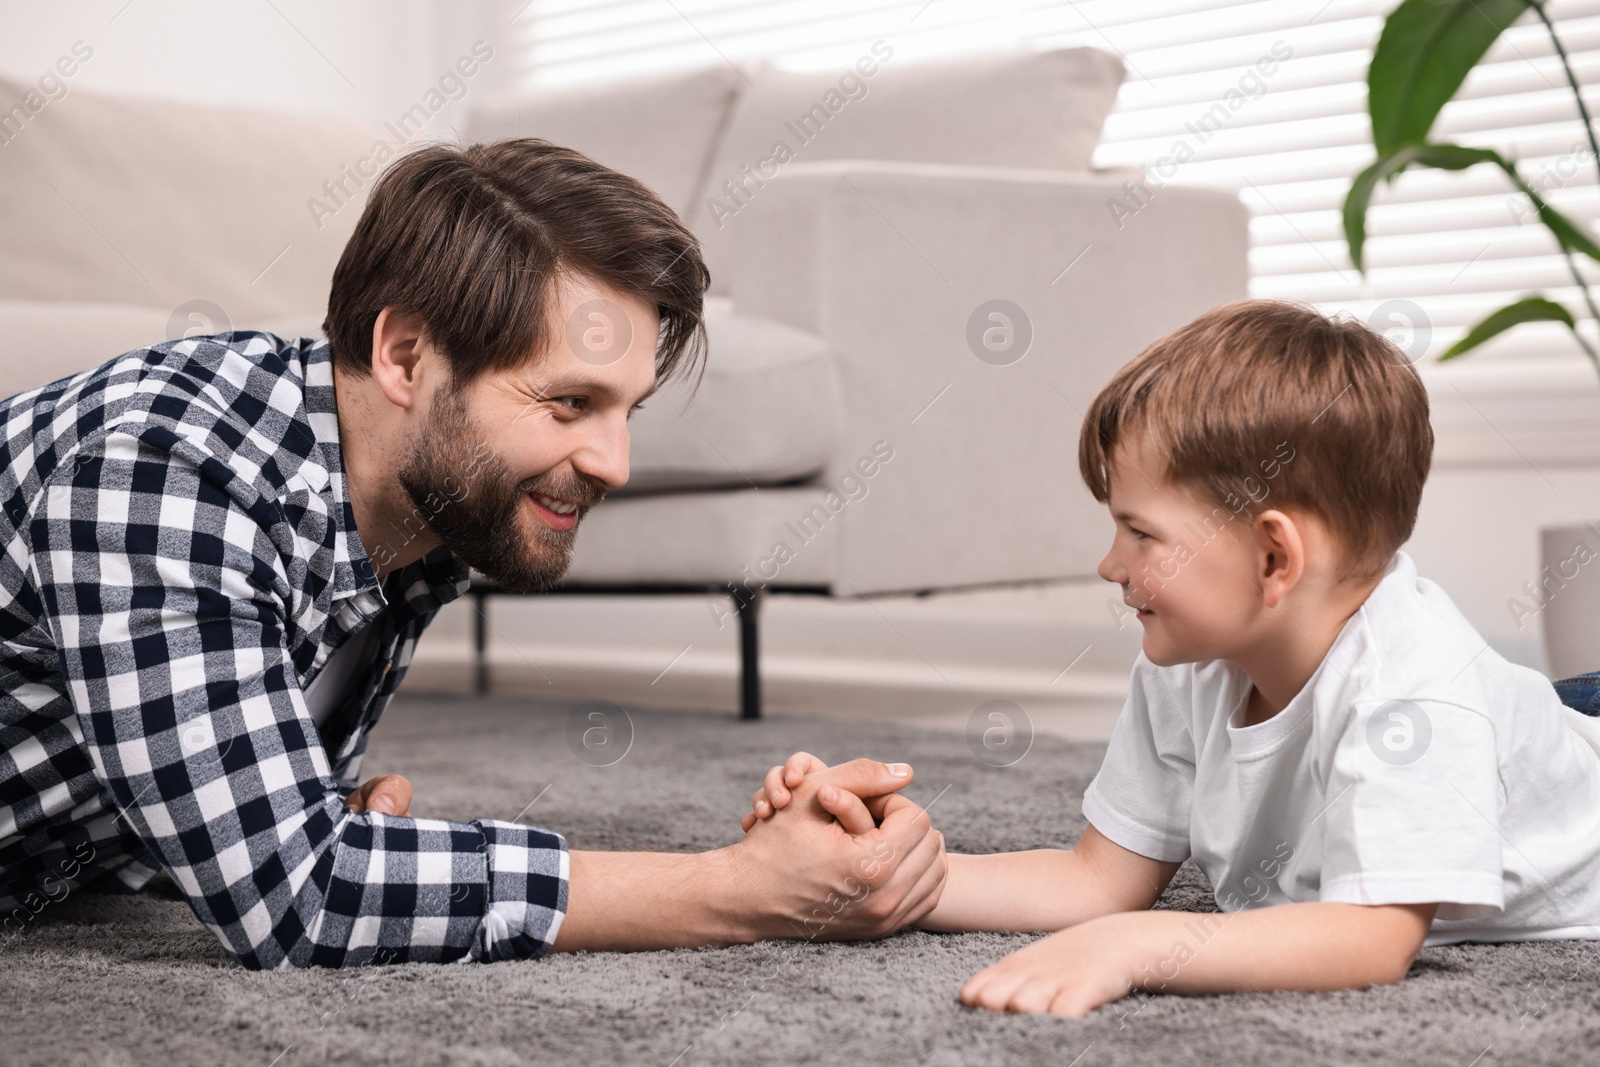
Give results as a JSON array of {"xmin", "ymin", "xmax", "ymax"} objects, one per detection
[{"xmin": 29, "ymin": 429, "xmax": 567, "ymax": 968}]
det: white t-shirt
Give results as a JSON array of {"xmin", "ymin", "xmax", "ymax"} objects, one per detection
[
  {"xmin": 1082, "ymin": 549, "xmax": 1600, "ymax": 946},
  {"xmin": 302, "ymin": 621, "xmax": 383, "ymax": 728}
]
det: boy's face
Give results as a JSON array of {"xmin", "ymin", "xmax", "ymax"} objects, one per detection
[{"xmin": 1095, "ymin": 435, "xmax": 1265, "ymax": 667}]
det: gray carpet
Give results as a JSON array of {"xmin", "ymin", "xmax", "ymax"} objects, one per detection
[{"xmin": 8, "ymin": 694, "xmax": 1599, "ymax": 1066}]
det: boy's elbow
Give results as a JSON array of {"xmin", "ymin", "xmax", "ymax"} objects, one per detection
[
  {"xmin": 1359, "ymin": 902, "xmax": 1435, "ymax": 987},
  {"xmin": 1368, "ymin": 947, "xmax": 1420, "ymax": 987}
]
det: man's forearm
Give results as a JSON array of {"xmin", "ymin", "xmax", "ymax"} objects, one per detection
[
  {"xmin": 1110, "ymin": 901, "xmax": 1437, "ymax": 993},
  {"xmin": 552, "ymin": 849, "xmax": 755, "ymax": 952}
]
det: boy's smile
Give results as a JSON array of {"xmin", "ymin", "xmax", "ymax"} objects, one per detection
[
  {"xmin": 1093, "ymin": 431, "xmax": 1385, "ymax": 723},
  {"xmin": 1095, "ymin": 434, "xmax": 1263, "ymax": 669}
]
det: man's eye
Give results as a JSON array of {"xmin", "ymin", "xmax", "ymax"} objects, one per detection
[{"xmin": 558, "ymin": 397, "xmax": 587, "ymax": 413}]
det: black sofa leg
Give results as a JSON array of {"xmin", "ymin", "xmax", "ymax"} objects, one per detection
[
  {"xmin": 473, "ymin": 588, "xmax": 490, "ymax": 696},
  {"xmin": 735, "ymin": 589, "xmax": 763, "ymax": 720}
]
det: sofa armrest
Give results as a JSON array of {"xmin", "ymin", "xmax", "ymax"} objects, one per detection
[{"xmin": 728, "ymin": 161, "xmax": 1249, "ymax": 595}]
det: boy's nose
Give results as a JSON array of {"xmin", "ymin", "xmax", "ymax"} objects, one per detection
[{"xmin": 1097, "ymin": 549, "xmax": 1123, "ymax": 585}]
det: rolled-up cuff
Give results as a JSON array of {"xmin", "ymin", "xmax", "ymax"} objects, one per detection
[{"xmin": 467, "ymin": 819, "xmax": 569, "ymax": 962}]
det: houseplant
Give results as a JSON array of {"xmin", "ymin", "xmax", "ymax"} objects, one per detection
[
  {"xmin": 1344, "ymin": 0, "xmax": 1600, "ymax": 371},
  {"xmin": 1345, "ymin": 0, "xmax": 1600, "ymax": 679}
]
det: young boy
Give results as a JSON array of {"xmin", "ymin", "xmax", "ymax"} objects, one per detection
[{"xmin": 742, "ymin": 299, "xmax": 1600, "ymax": 1017}]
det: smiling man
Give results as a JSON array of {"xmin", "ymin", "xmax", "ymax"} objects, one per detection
[{"xmin": 0, "ymin": 139, "xmax": 944, "ymax": 967}]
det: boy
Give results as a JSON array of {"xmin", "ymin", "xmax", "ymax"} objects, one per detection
[{"xmin": 742, "ymin": 299, "xmax": 1600, "ymax": 1017}]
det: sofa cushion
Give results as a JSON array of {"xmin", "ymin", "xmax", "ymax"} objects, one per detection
[
  {"xmin": 465, "ymin": 67, "xmax": 741, "ymax": 222},
  {"xmin": 691, "ymin": 46, "xmax": 1125, "ymax": 293},
  {"xmin": 623, "ymin": 305, "xmax": 839, "ymax": 494},
  {"xmin": 0, "ymin": 77, "xmax": 373, "ymax": 323},
  {"xmin": 564, "ymin": 485, "xmax": 837, "ymax": 587},
  {"xmin": 0, "ymin": 301, "xmax": 326, "ymax": 399}
]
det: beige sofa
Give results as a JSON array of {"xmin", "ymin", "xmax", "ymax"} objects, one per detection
[{"xmin": 0, "ymin": 48, "xmax": 1249, "ymax": 716}]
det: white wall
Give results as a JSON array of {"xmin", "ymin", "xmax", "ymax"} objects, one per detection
[{"xmin": 0, "ymin": 0, "xmax": 512, "ymax": 134}]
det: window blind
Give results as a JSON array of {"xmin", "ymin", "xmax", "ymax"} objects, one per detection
[{"xmin": 507, "ymin": 0, "xmax": 1600, "ymax": 367}]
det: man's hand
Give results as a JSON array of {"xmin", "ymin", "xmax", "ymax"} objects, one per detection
[
  {"xmin": 728, "ymin": 776, "xmax": 946, "ymax": 943},
  {"xmin": 552, "ymin": 772, "xmax": 949, "ymax": 953},
  {"xmin": 344, "ymin": 774, "xmax": 412, "ymax": 816},
  {"xmin": 739, "ymin": 751, "xmax": 912, "ymax": 833}
]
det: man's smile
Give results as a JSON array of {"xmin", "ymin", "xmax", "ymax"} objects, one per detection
[{"xmin": 528, "ymin": 491, "xmax": 580, "ymax": 530}]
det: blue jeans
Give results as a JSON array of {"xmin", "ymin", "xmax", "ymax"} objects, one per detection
[{"xmin": 1555, "ymin": 672, "xmax": 1600, "ymax": 716}]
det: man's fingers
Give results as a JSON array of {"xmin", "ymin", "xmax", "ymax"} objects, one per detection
[
  {"xmin": 874, "ymin": 828, "xmax": 946, "ymax": 932},
  {"xmin": 348, "ymin": 774, "xmax": 412, "ymax": 816},
  {"xmin": 817, "ymin": 758, "xmax": 912, "ymax": 802},
  {"xmin": 872, "ymin": 793, "xmax": 934, "ymax": 856},
  {"xmin": 817, "ymin": 783, "xmax": 876, "ymax": 836},
  {"xmin": 890, "ymin": 831, "xmax": 948, "ymax": 928}
]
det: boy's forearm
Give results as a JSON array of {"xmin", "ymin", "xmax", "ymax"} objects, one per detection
[
  {"xmin": 1111, "ymin": 901, "xmax": 1436, "ymax": 994},
  {"xmin": 917, "ymin": 850, "xmax": 1135, "ymax": 933}
]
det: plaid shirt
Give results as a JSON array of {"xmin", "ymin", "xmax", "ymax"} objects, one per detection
[{"xmin": 0, "ymin": 332, "xmax": 567, "ymax": 968}]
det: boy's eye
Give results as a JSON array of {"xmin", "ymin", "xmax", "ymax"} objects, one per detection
[
  {"xmin": 628, "ymin": 403, "xmax": 646, "ymax": 420},
  {"xmin": 1130, "ymin": 528, "xmax": 1151, "ymax": 541}
]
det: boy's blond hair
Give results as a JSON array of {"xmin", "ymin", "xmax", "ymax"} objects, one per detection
[{"xmin": 1078, "ymin": 299, "xmax": 1433, "ymax": 581}]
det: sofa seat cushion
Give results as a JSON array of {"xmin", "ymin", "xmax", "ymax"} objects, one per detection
[
  {"xmin": 465, "ymin": 66, "xmax": 741, "ymax": 222},
  {"xmin": 622, "ymin": 307, "xmax": 840, "ymax": 494},
  {"xmin": 563, "ymin": 485, "xmax": 837, "ymax": 588}
]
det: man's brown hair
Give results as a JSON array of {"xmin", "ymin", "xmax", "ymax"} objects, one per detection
[
  {"xmin": 1078, "ymin": 299, "xmax": 1433, "ymax": 581},
  {"xmin": 324, "ymin": 138, "xmax": 708, "ymax": 388}
]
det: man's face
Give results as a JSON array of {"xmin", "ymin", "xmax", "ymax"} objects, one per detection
[
  {"xmin": 396, "ymin": 275, "xmax": 660, "ymax": 593},
  {"xmin": 1094, "ymin": 434, "xmax": 1262, "ymax": 667}
]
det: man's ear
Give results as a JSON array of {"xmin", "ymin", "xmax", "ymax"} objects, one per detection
[
  {"xmin": 369, "ymin": 307, "xmax": 433, "ymax": 411},
  {"xmin": 1252, "ymin": 508, "xmax": 1306, "ymax": 609}
]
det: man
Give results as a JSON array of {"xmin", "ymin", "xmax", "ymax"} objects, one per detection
[{"xmin": 0, "ymin": 140, "xmax": 945, "ymax": 968}]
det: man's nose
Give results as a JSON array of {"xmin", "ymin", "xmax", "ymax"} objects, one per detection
[{"xmin": 575, "ymin": 419, "xmax": 630, "ymax": 490}]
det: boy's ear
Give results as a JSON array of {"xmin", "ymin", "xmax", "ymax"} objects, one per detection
[{"xmin": 1251, "ymin": 508, "xmax": 1306, "ymax": 609}]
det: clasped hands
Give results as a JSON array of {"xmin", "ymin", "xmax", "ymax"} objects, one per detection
[{"xmin": 731, "ymin": 751, "xmax": 948, "ymax": 944}]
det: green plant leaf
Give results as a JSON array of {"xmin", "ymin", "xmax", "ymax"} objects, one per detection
[
  {"xmin": 1440, "ymin": 296, "xmax": 1575, "ymax": 359},
  {"xmin": 1369, "ymin": 0, "xmax": 1534, "ymax": 155},
  {"xmin": 1514, "ymin": 179, "xmax": 1600, "ymax": 261},
  {"xmin": 1343, "ymin": 143, "xmax": 1503, "ymax": 273}
]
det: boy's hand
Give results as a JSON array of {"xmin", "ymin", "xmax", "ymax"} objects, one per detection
[
  {"xmin": 960, "ymin": 918, "xmax": 1143, "ymax": 1018},
  {"xmin": 740, "ymin": 752, "xmax": 913, "ymax": 833},
  {"xmin": 344, "ymin": 773, "xmax": 413, "ymax": 817}
]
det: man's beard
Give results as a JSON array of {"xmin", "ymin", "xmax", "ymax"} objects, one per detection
[{"xmin": 396, "ymin": 384, "xmax": 606, "ymax": 594}]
